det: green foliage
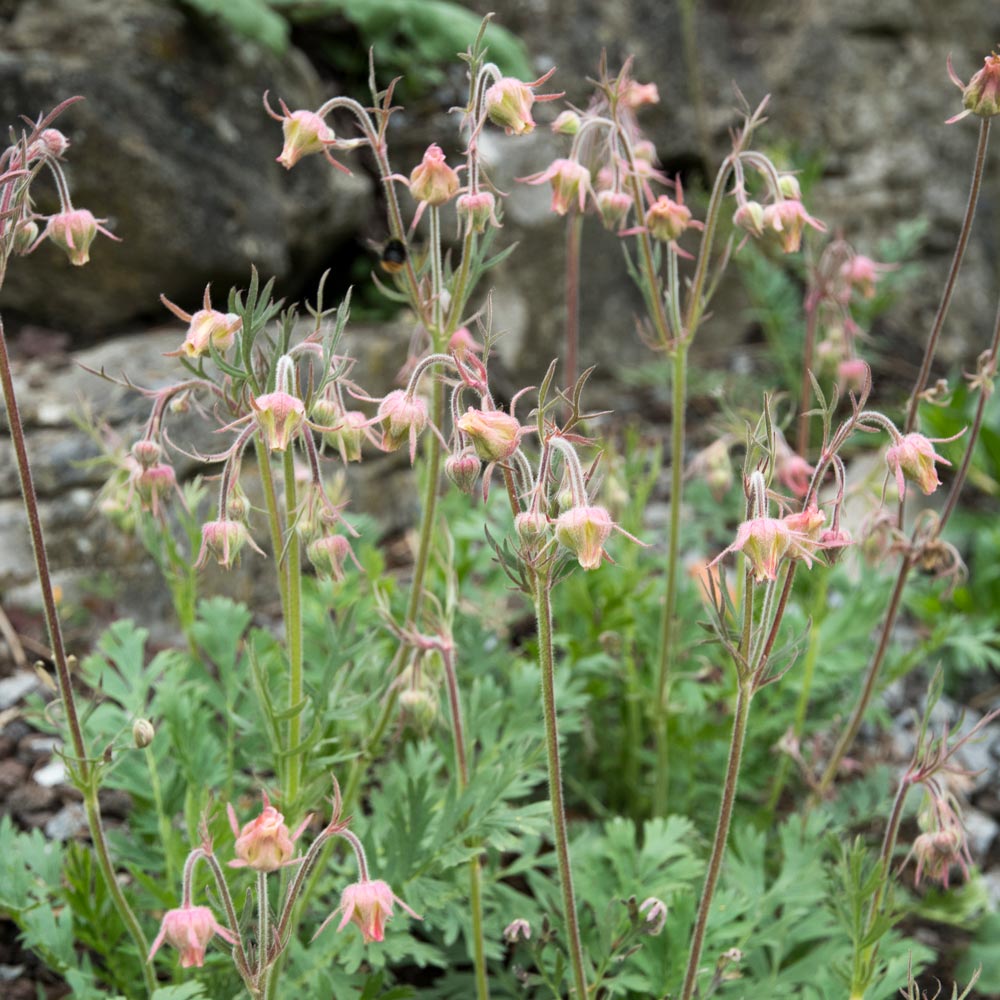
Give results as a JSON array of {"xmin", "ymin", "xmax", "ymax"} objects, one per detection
[{"xmin": 177, "ymin": 0, "xmax": 289, "ymax": 51}]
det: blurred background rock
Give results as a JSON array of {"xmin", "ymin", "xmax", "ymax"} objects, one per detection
[{"xmin": 0, "ymin": 0, "xmax": 998, "ymax": 631}]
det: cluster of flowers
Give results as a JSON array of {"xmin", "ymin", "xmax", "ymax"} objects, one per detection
[
  {"xmin": 0, "ymin": 104, "xmax": 118, "ymax": 270},
  {"xmin": 149, "ymin": 781, "xmax": 418, "ymax": 976}
]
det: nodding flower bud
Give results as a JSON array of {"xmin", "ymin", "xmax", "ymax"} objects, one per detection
[
  {"xmin": 645, "ymin": 194, "xmax": 694, "ymax": 243},
  {"xmin": 595, "ymin": 189, "xmax": 633, "ymax": 231},
  {"xmin": 885, "ymin": 432, "xmax": 951, "ymax": 498},
  {"xmin": 457, "ymin": 191, "xmax": 500, "ymax": 234},
  {"xmin": 840, "ymin": 254, "xmax": 887, "ymax": 300},
  {"xmin": 28, "ymin": 128, "xmax": 70, "ymax": 161},
  {"xmin": 551, "ymin": 110, "xmax": 581, "ymax": 135},
  {"xmin": 456, "ymin": 407, "xmax": 522, "ymax": 463},
  {"xmin": 314, "ymin": 878, "xmax": 421, "ymax": 944},
  {"xmin": 515, "ymin": 510, "xmax": 550, "ymax": 547},
  {"xmin": 733, "ymin": 200, "xmax": 766, "ymax": 238},
  {"xmin": 131, "ymin": 439, "xmax": 162, "ymax": 470},
  {"xmin": 12, "ymin": 217, "xmax": 38, "ymax": 255},
  {"xmin": 132, "ymin": 718, "xmax": 155, "ymax": 748},
  {"xmin": 485, "ymin": 77, "xmax": 538, "ymax": 135},
  {"xmin": 776, "ymin": 173, "xmax": 802, "ymax": 200},
  {"xmin": 399, "ymin": 686, "xmax": 438, "ymax": 732},
  {"xmin": 196, "ymin": 519, "xmax": 264, "ymax": 569},
  {"xmin": 762, "ymin": 198, "xmax": 826, "ymax": 254},
  {"xmin": 409, "ymin": 144, "xmax": 459, "ymax": 206},
  {"xmin": 228, "ymin": 793, "xmax": 304, "ymax": 872},
  {"xmin": 622, "ymin": 81, "xmax": 660, "ymax": 108},
  {"xmin": 44, "ymin": 208, "xmax": 117, "ymax": 266},
  {"xmin": 709, "ymin": 515, "xmax": 832, "ymax": 583},
  {"xmin": 638, "ymin": 897, "xmax": 668, "ymax": 935},
  {"xmin": 555, "ymin": 505, "xmax": 615, "ymax": 570},
  {"xmin": 148, "ymin": 905, "xmax": 236, "ymax": 969},
  {"xmin": 252, "ymin": 390, "xmax": 306, "ymax": 452},
  {"xmin": 959, "ymin": 52, "xmax": 1000, "ymax": 119},
  {"xmin": 307, "ymin": 534, "xmax": 353, "ymax": 582},
  {"xmin": 503, "ymin": 918, "xmax": 532, "ymax": 942},
  {"xmin": 277, "ymin": 109, "xmax": 336, "ymax": 169},
  {"xmin": 160, "ymin": 288, "xmax": 242, "ymax": 359},
  {"xmin": 131, "ymin": 462, "xmax": 177, "ymax": 515},
  {"xmin": 445, "ymin": 448, "xmax": 481, "ymax": 494},
  {"xmin": 378, "ymin": 390, "xmax": 428, "ymax": 461}
]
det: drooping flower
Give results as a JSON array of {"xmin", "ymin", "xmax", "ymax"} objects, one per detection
[
  {"xmin": 484, "ymin": 68, "xmax": 561, "ymax": 136},
  {"xmin": 378, "ymin": 390, "xmax": 428, "ymax": 462},
  {"xmin": 645, "ymin": 190, "xmax": 700, "ymax": 244},
  {"xmin": 456, "ymin": 407, "xmax": 523, "ymax": 463},
  {"xmin": 409, "ymin": 143, "xmax": 460, "ymax": 207},
  {"xmin": 313, "ymin": 878, "xmax": 421, "ymax": 944},
  {"xmin": 457, "ymin": 190, "xmax": 501, "ymax": 233},
  {"xmin": 195, "ymin": 519, "xmax": 265, "ymax": 569},
  {"xmin": 521, "ymin": 158, "xmax": 592, "ymax": 216},
  {"xmin": 503, "ymin": 918, "xmax": 532, "ymax": 942},
  {"xmin": 762, "ymin": 198, "xmax": 826, "ymax": 253},
  {"xmin": 148, "ymin": 905, "xmax": 236, "ymax": 968},
  {"xmin": 709, "ymin": 516, "xmax": 823, "ymax": 583},
  {"xmin": 252, "ymin": 390, "xmax": 306, "ymax": 452},
  {"xmin": 228, "ymin": 792, "xmax": 309, "ymax": 872},
  {"xmin": 263, "ymin": 93, "xmax": 347, "ymax": 171},
  {"xmin": 43, "ymin": 208, "xmax": 119, "ymax": 266},
  {"xmin": 885, "ymin": 432, "xmax": 952, "ymax": 498},
  {"xmin": 948, "ymin": 52, "xmax": 1000, "ymax": 122}
]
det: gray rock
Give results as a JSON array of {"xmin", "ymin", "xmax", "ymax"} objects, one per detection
[
  {"xmin": 963, "ymin": 807, "xmax": 998, "ymax": 860},
  {"xmin": 0, "ymin": 0, "xmax": 370, "ymax": 336},
  {"xmin": 44, "ymin": 801, "xmax": 87, "ymax": 841},
  {"xmin": 0, "ymin": 670, "xmax": 39, "ymax": 710}
]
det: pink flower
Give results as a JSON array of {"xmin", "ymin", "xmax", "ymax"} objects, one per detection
[
  {"xmin": 409, "ymin": 144, "xmax": 459, "ymax": 207},
  {"xmin": 503, "ymin": 918, "xmax": 532, "ymax": 942},
  {"xmin": 840, "ymin": 254, "xmax": 889, "ymax": 300},
  {"xmin": 710, "ymin": 516, "xmax": 820, "ymax": 583},
  {"xmin": 909, "ymin": 825, "xmax": 972, "ymax": 888},
  {"xmin": 885, "ymin": 432, "xmax": 952, "ymax": 498},
  {"xmin": 838, "ymin": 358, "xmax": 869, "ymax": 393},
  {"xmin": 484, "ymin": 68, "xmax": 561, "ymax": 136},
  {"xmin": 595, "ymin": 189, "xmax": 633, "ymax": 230},
  {"xmin": 456, "ymin": 407, "xmax": 523, "ymax": 463},
  {"xmin": 160, "ymin": 286, "xmax": 242, "ymax": 359},
  {"xmin": 622, "ymin": 81, "xmax": 660, "ymax": 109},
  {"xmin": 445, "ymin": 447, "xmax": 482, "ymax": 494},
  {"xmin": 774, "ymin": 447, "xmax": 815, "ymax": 500},
  {"xmin": 314, "ymin": 878, "xmax": 421, "ymax": 943},
  {"xmin": 948, "ymin": 52, "xmax": 1000, "ymax": 122},
  {"xmin": 645, "ymin": 192, "xmax": 699, "ymax": 243},
  {"xmin": 148, "ymin": 905, "xmax": 236, "ymax": 968},
  {"xmin": 378, "ymin": 390, "xmax": 428, "ymax": 463},
  {"xmin": 521, "ymin": 158, "xmax": 592, "ymax": 216},
  {"xmin": 252, "ymin": 390, "xmax": 306, "ymax": 452},
  {"xmin": 307, "ymin": 534, "xmax": 354, "ymax": 581},
  {"xmin": 762, "ymin": 198, "xmax": 826, "ymax": 253},
  {"xmin": 195, "ymin": 519, "xmax": 265, "ymax": 569},
  {"xmin": 457, "ymin": 190, "xmax": 501, "ymax": 234},
  {"xmin": 733, "ymin": 200, "xmax": 766, "ymax": 238},
  {"xmin": 228, "ymin": 792, "xmax": 309, "ymax": 872},
  {"xmin": 43, "ymin": 208, "xmax": 118, "ymax": 265},
  {"xmin": 553, "ymin": 504, "xmax": 645, "ymax": 570},
  {"xmin": 263, "ymin": 93, "xmax": 347, "ymax": 171}
]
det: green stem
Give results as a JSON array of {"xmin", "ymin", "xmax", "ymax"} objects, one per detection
[
  {"xmin": 255, "ymin": 438, "xmax": 289, "ymax": 621},
  {"xmin": 532, "ymin": 567, "xmax": 589, "ymax": 1000},
  {"xmin": 652, "ymin": 337, "xmax": 687, "ymax": 816},
  {"xmin": 283, "ymin": 448, "xmax": 304, "ymax": 804},
  {"xmin": 679, "ymin": 679, "xmax": 753, "ymax": 1000}
]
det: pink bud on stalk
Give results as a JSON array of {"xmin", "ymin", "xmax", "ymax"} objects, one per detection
[
  {"xmin": 457, "ymin": 191, "xmax": 501, "ymax": 233},
  {"xmin": 252, "ymin": 390, "xmax": 306, "ymax": 453},
  {"xmin": 43, "ymin": 208, "xmax": 119, "ymax": 266},
  {"xmin": 484, "ymin": 68, "xmax": 561, "ymax": 136},
  {"xmin": 948, "ymin": 52, "xmax": 1000, "ymax": 122},
  {"xmin": 378, "ymin": 390, "xmax": 429, "ymax": 462},
  {"xmin": 148, "ymin": 905, "xmax": 236, "ymax": 969},
  {"xmin": 885, "ymin": 432, "xmax": 952, "ymax": 498},
  {"xmin": 409, "ymin": 144, "xmax": 460, "ymax": 206},
  {"xmin": 195, "ymin": 519, "xmax": 265, "ymax": 569},
  {"xmin": 762, "ymin": 199, "xmax": 826, "ymax": 253},
  {"xmin": 307, "ymin": 534, "xmax": 353, "ymax": 581},
  {"xmin": 595, "ymin": 189, "xmax": 633, "ymax": 230},
  {"xmin": 228, "ymin": 792, "xmax": 309, "ymax": 872},
  {"xmin": 445, "ymin": 448, "xmax": 481, "ymax": 494},
  {"xmin": 313, "ymin": 878, "xmax": 421, "ymax": 944},
  {"xmin": 456, "ymin": 407, "xmax": 522, "ymax": 463},
  {"xmin": 263, "ymin": 92, "xmax": 341, "ymax": 170}
]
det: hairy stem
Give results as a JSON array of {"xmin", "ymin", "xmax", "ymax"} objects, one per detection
[
  {"xmin": 283, "ymin": 448, "xmax": 304, "ymax": 804},
  {"xmin": 532, "ymin": 567, "xmax": 588, "ymax": 1000}
]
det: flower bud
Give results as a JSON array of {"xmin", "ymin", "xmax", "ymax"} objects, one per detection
[
  {"xmin": 131, "ymin": 439, "xmax": 162, "ymax": 469},
  {"xmin": 131, "ymin": 462, "xmax": 177, "ymax": 515},
  {"xmin": 399, "ymin": 687, "xmax": 438, "ymax": 733},
  {"xmin": 132, "ymin": 718, "xmax": 155, "ymax": 748},
  {"xmin": 638, "ymin": 897, "xmax": 667, "ymax": 935},
  {"xmin": 229, "ymin": 795, "xmax": 300, "ymax": 872},
  {"xmin": 307, "ymin": 534, "xmax": 352, "ymax": 581},
  {"xmin": 409, "ymin": 144, "xmax": 459, "ymax": 206},
  {"xmin": 456, "ymin": 407, "xmax": 522, "ymax": 463},
  {"xmin": 733, "ymin": 200, "xmax": 765, "ymax": 238},
  {"xmin": 596, "ymin": 189, "xmax": 633, "ymax": 230},
  {"xmin": 12, "ymin": 217, "xmax": 38, "ymax": 255},
  {"xmin": 645, "ymin": 194, "xmax": 693, "ymax": 242},
  {"xmin": 196, "ymin": 519, "xmax": 263, "ymax": 569},
  {"xmin": 885, "ymin": 433, "xmax": 951, "ymax": 498},
  {"xmin": 378, "ymin": 390, "xmax": 428, "ymax": 458},
  {"xmin": 148, "ymin": 905, "xmax": 236, "ymax": 968},
  {"xmin": 516, "ymin": 510, "xmax": 550, "ymax": 546},
  {"xmin": 777, "ymin": 173, "xmax": 802, "ymax": 200},
  {"xmin": 445, "ymin": 448, "xmax": 481, "ymax": 494},
  {"xmin": 457, "ymin": 191, "xmax": 500, "ymax": 234},
  {"xmin": 623, "ymin": 81, "xmax": 660, "ymax": 108},
  {"xmin": 315, "ymin": 878, "xmax": 421, "ymax": 944},
  {"xmin": 503, "ymin": 918, "xmax": 532, "ymax": 942},
  {"xmin": 961, "ymin": 52, "xmax": 1000, "ymax": 119},
  {"xmin": 555, "ymin": 505, "xmax": 614, "ymax": 570},
  {"xmin": 551, "ymin": 110, "xmax": 581, "ymax": 135},
  {"xmin": 252, "ymin": 390, "xmax": 306, "ymax": 452},
  {"xmin": 762, "ymin": 199, "xmax": 826, "ymax": 253},
  {"xmin": 485, "ymin": 77, "xmax": 537, "ymax": 135},
  {"xmin": 45, "ymin": 208, "xmax": 106, "ymax": 266}
]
